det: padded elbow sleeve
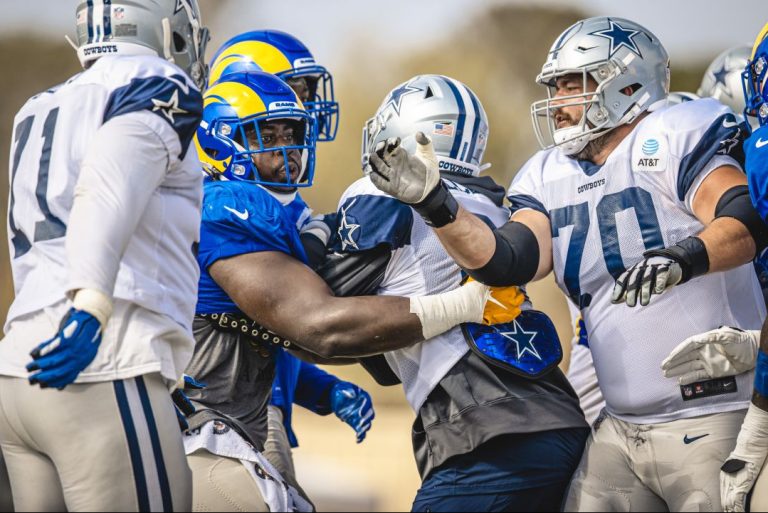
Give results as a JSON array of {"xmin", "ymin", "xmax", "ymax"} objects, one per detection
[
  {"xmin": 465, "ymin": 222, "xmax": 540, "ymax": 287},
  {"xmin": 715, "ymin": 185, "xmax": 768, "ymax": 254}
]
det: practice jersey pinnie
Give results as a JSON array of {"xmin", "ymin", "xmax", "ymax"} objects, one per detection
[
  {"xmin": 1, "ymin": 54, "xmax": 202, "ymax": 382},
  {"xmin": 196, "ymin": 180, "xmax": 308, "ymax": 314},
  {"xmin": 509, "ymin": 98, "xmax": 765, "ymax": 424}
]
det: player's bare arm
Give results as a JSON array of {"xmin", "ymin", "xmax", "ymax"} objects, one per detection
[
  {"xmin": 209, "ymin": 249, "xmax": 519, "ymax": 358},
  {"xmin": 367, "ymin": 133, "xmax": 551, "ymax": 287}
]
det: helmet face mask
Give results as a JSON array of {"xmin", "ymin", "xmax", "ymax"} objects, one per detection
[
  {"xmin": 531, "ymin": 17, "xmax": 670, "ymax": 156},
  {"xmin": 208, "ymin": 30, "xmax": 339, "ymax": 142},
  {"xmin": 196, "ymin": 72, "xmax": 318, "ymax": 189},
  {"xmin": 75, "ymin": 0, "xmax": 210, "ymax": 89},
  {"xmin": 362, "ymin": 75, "xmax": 490, "ymax": 178},
  {"xmin": 743, "ymin": 40, "xmax": 768, "ymax": 128}
]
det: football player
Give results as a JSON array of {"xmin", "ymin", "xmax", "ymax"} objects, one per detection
[
  {"xmin": 565, "ymin": 304, "xmax": 605, "ymax": 426},
  {"xmin": 0, "ymin": 1, "xmax": 208, "ymax": 510},
  {"xmin": 335, "ymin": 74, "xmax": 589, "ymax": 512},
  {"xmin": 368, "ymin": 16, "xmax": 768, "ymax": 511},
  {"xmin": 183, "ymin": 70, "xmax": 521, "ymax": 511},
  {"xmin": 207, "ymin": 31, "xmax": 374, "ymax": 494}
]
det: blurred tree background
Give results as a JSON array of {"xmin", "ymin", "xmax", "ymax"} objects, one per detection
[{"xmin": 0, "ymin": 3, "xmax": 713, "ymax": 510}]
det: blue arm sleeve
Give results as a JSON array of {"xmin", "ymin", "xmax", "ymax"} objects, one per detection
[{"xmin": 294, "ymin": 361, "xmax": 341, "ymax": 416}]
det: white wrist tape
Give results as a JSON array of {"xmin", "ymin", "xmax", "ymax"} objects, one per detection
[
  {"xmin": 410, "ymin": 280, "xmax": 489, "ymax": 340},
  {"xmin": 72, "ymin": 288, "xmax": 113, "ymax": 327}
]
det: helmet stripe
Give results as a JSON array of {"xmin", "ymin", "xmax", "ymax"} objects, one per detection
[
  {"xmin": 86, "ymin": 0, "xmax": 94, "ymax": 43},
  {"xmin": 103, "ymin": 0, "xmax": 112, "ymax": 41},
  {"xmin": 442, "ymin": 78, "xmax": 467, "ymax": 160},
  {"xmin": 465, "ymin": 87, "xmax": 482, "ymax": 165},
  {"xmin": 753, "ymin": 22, "xmax": 768, "ymax": 59},
  {"xmin": 92, "ymin": 0, "xmax": 104, "ymax": 43}
]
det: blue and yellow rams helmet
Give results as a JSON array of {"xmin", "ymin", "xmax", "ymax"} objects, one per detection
[
  {"xmin": 209, "ymin": 30, "xmax": 339, "ymax": 142},
  {"xmin": 195, "ymin": 71, "xmax": 317, "ymax": 187},
  {"xmin": 744, "ymin": 22, "xmax": 768, "ymax": 128}
]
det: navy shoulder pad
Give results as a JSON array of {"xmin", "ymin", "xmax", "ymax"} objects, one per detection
[
  {"xmin": 103, "ymin": 74, "xmax": 203, "ymax": 159},
  {"xmin": 331, "ymin": 194, "xmax": 413, "ymax": 253}
]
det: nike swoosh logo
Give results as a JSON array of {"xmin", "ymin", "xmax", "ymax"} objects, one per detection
[
  {"xmin": 723, "ymin": 119, "xmax": 739, "ymax": 128},
  {"xmin": 757, "ymin": 138, "xmax": 768, "ymax": 149},
  {"xmin": 684, "ymin": 434, "xmax": 710, "ymax": 445},
  {"xmin": 224, "ymin": 206, "xmax": 249, "ymax": 220}
]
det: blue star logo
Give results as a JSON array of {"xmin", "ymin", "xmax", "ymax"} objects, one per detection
[
  {"xmin": 497, "ymin": 320, "xmax": 542, "ymax": 361},
  {"xmin": 337, "ymin": 200, "xmax": 360, "ymax": 251},
  {"xmin": 712, "ymin": 65, "xmax": 729, "ymax": 87},
  {"xmin": 383, "ymin": 82, "xmax": 423, "ymax": 116},
  {"xmin": 589, "ymin": 20, "xmax": 643, "ymax": 58}
]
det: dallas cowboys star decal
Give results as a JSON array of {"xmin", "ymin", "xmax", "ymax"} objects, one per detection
[
  {"xmin": 382, "ymin": 82, "xmax": 423, "ymax": 116},
  {"xmin": 711, "ymin": 64, "xmax": 733, "ymax": 97},
  {"xmin": 152, "ymin": 89, "xmax": 187, "ymax": 123},
  {"xmin": 338, "ymin": 200, "xmax": 360, "ymax": 251},
  {"xmin": 497, "ymin": 320, "xmax": 542, "ymax": 361},
  {"xmin": 590, "ymin": 19, "xmax": 643, "ymax": 58}
]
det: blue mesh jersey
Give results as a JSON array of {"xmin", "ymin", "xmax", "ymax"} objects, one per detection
[
  {"xmin": 196, "ymin": 180, "xmax": 308, "ymax": 314},
  {"xmin": 508, "ymin": 98, "xmax": 764, "ymax": 424},
  {"xmin": 747, "ymin": 124, "xmax": 768, "ymax": 222}
]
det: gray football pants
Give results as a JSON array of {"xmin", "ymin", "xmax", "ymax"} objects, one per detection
[
  {"xmin": 0, "ymin": 374, "xmax": 191, "ymax": 512},
  {"xmin": 565, "ymin": 410, "xmax": 746, "ymax": 512}
]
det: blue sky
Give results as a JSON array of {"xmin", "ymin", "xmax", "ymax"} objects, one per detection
[{"xmin": 2, "ymin": 0, "xmax": 765, "ymax": 68}]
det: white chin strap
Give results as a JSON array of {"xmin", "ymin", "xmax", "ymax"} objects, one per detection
[{"xmin": 554, "ymin": 126, "xmax": 593, "ymax": 156}]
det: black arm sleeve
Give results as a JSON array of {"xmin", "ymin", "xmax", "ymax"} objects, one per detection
[
  {"xmin": 465, "ymin": 221, "xmax": 540, "ymax": 287},
  {"xmin": 714, "ymin": 185, "xmax": 768, "ymax": 254},
  {"xmin": 315, "ymin": 245, "xmax": 402, "ymax": 386}
]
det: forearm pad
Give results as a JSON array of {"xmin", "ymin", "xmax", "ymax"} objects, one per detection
[
  {"xmin": 465, "ymin": 222, "xmax": 540, "ymax": 287},
  {"xmin": 715, "ymin": 185, "xmax": 768, "ymax": 255},
  {"xmin": 644, "ymin": 236, "xmax": 709, "ymax": 284},
  {"xmin": 412, "ymin": 181, "xmax": 459, "ymax": 228}
]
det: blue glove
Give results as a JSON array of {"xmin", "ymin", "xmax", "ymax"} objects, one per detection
[
  {"xmin": 330, "ymin": 382, "xmax": 375, "ymax": 443},
  {"xmin": 26, "ymin": 308, "xmax": 103, "ymax": 390},
  {"xmin": 171, "ymin": 375, "xmax": 206, "ymax": 431}
]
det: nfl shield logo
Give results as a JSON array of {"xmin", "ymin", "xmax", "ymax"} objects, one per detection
[{"xmin": 114, "ymin": 7, "xmax": 125, "ymax": 20}]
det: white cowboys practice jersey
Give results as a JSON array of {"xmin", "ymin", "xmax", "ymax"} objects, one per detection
[
  {"xmin": 334, "ymin": 175, "xmax": 514, "ymax": 412},
  {"xmin": 509, "ymin": 98, "xmax": 765, "ymax": 424},
  {"xmin": 1, "ymin": 54, "xmax": 203, "ymax": 383}
]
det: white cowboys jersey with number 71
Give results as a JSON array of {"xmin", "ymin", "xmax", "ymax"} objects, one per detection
[
  {"xmin": 508, "ymin": 98, "xmax": 765, "ymax": 424},
  {"xmin": 2, "ymin": 54, "xmax": 203, "ymax": 382}
]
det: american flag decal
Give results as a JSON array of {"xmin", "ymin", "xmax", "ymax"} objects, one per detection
[{"xmin": 433, "ymin": 122, "xmax": 454, "ymax": 136}]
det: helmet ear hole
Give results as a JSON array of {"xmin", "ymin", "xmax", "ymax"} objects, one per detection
[
  {"xmin": 621, "ymin": 83, "xmax": 642, "ymax": 96},
  {"xmin": 173, "ymin": 32, "xmax": 187, "ymax": 52},
  {"xmin": 425, "ymin": 87, "xmax": 434, "ymax": 99}
]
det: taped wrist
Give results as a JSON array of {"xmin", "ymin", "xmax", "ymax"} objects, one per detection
[
  {"xmin": 72, "ymin": 288, "xmax": 113, "ymax": 326},
  {"xmin": 412, "ymin": 181, "xmax": 459, "ymax": 228},
  {"xmin": 715, "ymin": 185, "xmax": 768, "ymax": 255},
  {"xmin": 643, "ymin": 236, "xmax": 709, "ymax": 284},
  {"xmin": 465, "ymin": 222, "xmax": 539, "ymax": 287},
  {"xmin": 410, "ymin": 280, "xmax": 488, "ymax": 340}
]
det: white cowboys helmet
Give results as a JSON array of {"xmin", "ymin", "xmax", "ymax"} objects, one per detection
[
  {"xmin": 698, "ymin": 45, "xmax": 751, "ymax": 116},
  {"xmin": 362, "ymin": 74, "xmax": 490, "ymax": 177},
  {"xmin": 531, "ymin": 16, "xmax": 670, "ymax": 155},
  {"xmin": 74, "ymin": 0, "xmax": 210, "ymax": 89}
]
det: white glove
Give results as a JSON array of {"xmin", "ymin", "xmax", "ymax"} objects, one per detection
[
  {"xmin": 721, "ymin": 404, "xmax": 768, "ymax": 512},
  {"xmin": 661, "ymin": 327, "xmax": 760, "ymax": 385},
  {"xmin": 611, "ymin": 256, "xmax": 683, "ymax": 307},
  {"xmin": 365, "ymin": 132, "xmax": 440, "ymax": 205}
]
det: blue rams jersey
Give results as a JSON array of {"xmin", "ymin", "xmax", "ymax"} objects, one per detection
[
  {"xmin": 284, "ymin": 192, "xmax": 313, "ymax": 231},
  {"xmin": 747, "ymin": 124, "xmax": 768, "ymax": 222},
  {"xmin": 196, "ymin": 180, "xmax": 308, "ymax": 314},
  {"xmin": 508, "ymin": 98, "xmax": 764, "ymax": 424}
]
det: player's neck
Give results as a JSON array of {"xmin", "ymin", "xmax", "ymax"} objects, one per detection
[{"xmin": 579, "ymin": 113, "xmax": 648, "ymax": 165}]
